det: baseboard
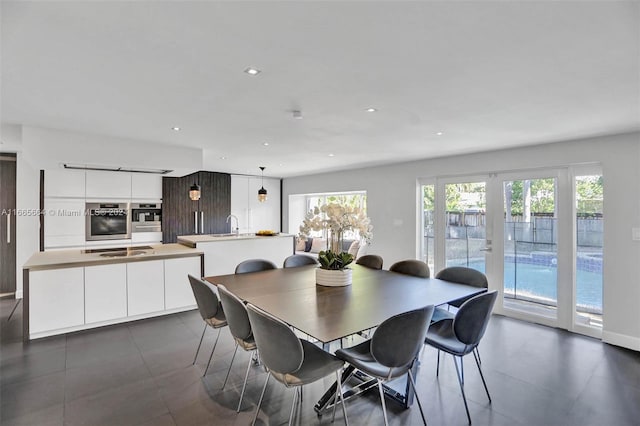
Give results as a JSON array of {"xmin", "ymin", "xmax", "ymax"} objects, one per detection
[
  {"xmin": 29, "ymin": 305, "xmax": 196, "ymax": 340},
  {"xmin": 602, "ymin": 330, "xmax": 640, "ymax": 351}
]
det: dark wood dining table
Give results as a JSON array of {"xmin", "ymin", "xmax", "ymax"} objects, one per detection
[{"xmin": 204, "ymin": 264, "xmax": 486, "ymax": 413}]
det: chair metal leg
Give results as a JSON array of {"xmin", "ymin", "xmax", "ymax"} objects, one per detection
[
  {"xmin": 193, "ymin": 324, "xmax": 207, "ymax": 365},
  {"xmin": 377, "ymin": 380, "xmax": 389, "ymax": 426},
  {"xmin": 203, "ymin": 328, "xmax": 222, "ymax": 377},
  {"xmin": 474, "ymin": 346, "xmax": 482, "ymax": 364},
  {"xmin": 407, "ymin": 370, "xmax": 427, "ymax": 425},
  {"xmin": 436, "ymin": 349, "xmax": 441, "ymax": 377},
  {"xmin": 252, "ymin": 372, "xmax": 270, "ymax": 426},
  {"xmin": 452, "ymin": 355, "xmax": 472, "ymax": 424},
  {"xmin": 473, "ymin": 349, "xmax": 491, "ymax": 403},
  {"xmin": 222, "ymin": 343, "xmax": 239, "ymax": 390},
  {"xmin": 331, "ymin": 373, "xmax": 339, "ymax": 423},
  {"xmin": 333, "ymin": 369, "xmax": 349, "ymax": 425},
  {"xmin": 237, "ymin": 350, "xmax": 254, "ymax": 412},
  {"xmin": 288, "ymin": 387, "xmax": 299, "ymax": 426}
]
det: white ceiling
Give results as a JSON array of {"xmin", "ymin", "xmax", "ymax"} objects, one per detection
[{"xmin": 2, "ymin": 1, "xmax": 639, "ymax": 177}]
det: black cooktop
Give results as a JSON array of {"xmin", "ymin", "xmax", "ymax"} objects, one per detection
[{"xmin": 83, "ymin": 246, "xmax": 153, "ymax": 254}]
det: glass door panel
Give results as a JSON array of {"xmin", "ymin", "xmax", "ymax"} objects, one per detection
[
  {"xmin": 444, "ymin": 182, "xmax": 487, "ymax": 273},
  {"xmin": 575, "ymin": 175, "xmax": 603, "ymax": 328},
  {"xmin": 503, "ymin": 177, "xmax": 558, "ymax": 319},
  {"xmin": 422, "ymin": 184, "xmax": 435, "ymax": 273}
]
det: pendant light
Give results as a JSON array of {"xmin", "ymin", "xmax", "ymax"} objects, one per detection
[
  {"xmin": 189, "ymin": 182, "xmax": 201, "ymax": 201},
  {"xmin": 258, "ymin": 166, "xmax": 267, "ymax": 203}
]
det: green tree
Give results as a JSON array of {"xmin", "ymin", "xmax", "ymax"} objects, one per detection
[{"xmin": 576, "ymin": 175, "xmax": 603, "ymax": 214}]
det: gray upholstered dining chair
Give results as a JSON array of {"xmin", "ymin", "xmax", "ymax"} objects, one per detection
[
  {"xmin": 389, "ymin": 259, "xmax": 430, "ymax": 278},
  {"xmin": 335, "ymin": 305, "xmax": 434, "ymax": 426},
  {"xmin": 424, "ymin": 290, "xmax": 498, "ymax": 425},
  {"xmin": 283, "ymin": 254, "xmax": 319, "ymax": 268},
  {"xmin": 431, "ymin": 266, "xmax": 488, "ymax": 323},
  {"xmin": 217, "ymin": 284, "xmax": 258, "ymax": 412},
  {"xmin": 355, "ymin": 254, "xmax": 384, "ymax": 270},
  {"xmin": 188, "ymin": 275, "xmax": 227, "ymax": 377},
  {"xmin": 246, "ymin": 303, "xmax": 349, "ymax": 426},
  {"xmin": 235, "ymin": 259, "xmax": 278, "ymax": 274}
]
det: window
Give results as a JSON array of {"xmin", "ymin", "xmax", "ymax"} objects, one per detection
[{"xmin": 289, "ymin": 191, "xmax": 367, "ymax": 239}]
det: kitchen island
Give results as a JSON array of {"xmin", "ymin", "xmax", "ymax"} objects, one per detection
[
  {"xmin": 22, "ymin": 244, "xmax": 203, "ymax": 340},
  {"xmin": 177, "ymin": 233, "xmax": 295, "ymax": 276}
]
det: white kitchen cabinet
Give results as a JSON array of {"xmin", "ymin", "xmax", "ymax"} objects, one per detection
[
  {"xmin": 127, "ymin": 260, "xmax": 164, "ymax": 316},
  {"xmin": 164, "ymin": 256, "xmax": 200, "ymax": 309},
  {"xmin": 249, "ymin": 176, "xmax": 280, "ymax": 232},
  {"xmin": 45, "ymin": 169, "xmax": 86, "ymax": 198},
  {"xmin": 131, "ymin": 231, "xmax": 163, "ymax": 244},
  {"xmin": 231, "ymin": 175, "xmax": 281, "ymax": 233},
  {"xmin": 196, "ymin": 235, "xmax": 294, "ymax": 276},
  {"xmin": 131, "ymin": 173, "xmax": 162, "ymax": 200},
  {"xmin": 44, "ymin": 198, "xmax": 86, "ymax": 249},
  {"xmin": 86, "ymin": 170, "xmax": 132, "ymax": 199},
  {"xmin": 85, "ymin": 263, "xmax": 127, "ymax": 323},
  {"xmin": 230, "ymin": 175, "xmax": 251, "ymax": 233},
  {"xmin": 29, "ymin": 267, "xmax": 84, "ymax": 335}
]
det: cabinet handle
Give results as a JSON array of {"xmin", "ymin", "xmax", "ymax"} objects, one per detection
[
  {"xmin": 6, "ymin": 213, "xmax": 10, "ymax": 244},
  {"xmin": 200, "ymin": 211, "xmax": 204, "ymax": 234},
  {"xmin": 194, "ymin": 211, "xmax": 198, "ymax": 234}
]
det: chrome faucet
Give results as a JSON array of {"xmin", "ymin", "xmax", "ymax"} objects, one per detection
[{"xmin": 226, "ymin": 214, "xmax": 239, "ymax": 234}]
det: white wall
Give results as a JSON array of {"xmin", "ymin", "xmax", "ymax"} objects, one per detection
[
  {"xmin": 283, "ymin": 132, "xmax": 640, "ymax": 350},
  {"xmin": 12, "ymin": 125, "xmax": 204, "ymax": 297}
]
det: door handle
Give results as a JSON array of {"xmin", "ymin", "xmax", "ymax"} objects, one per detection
[
  {"xmin": 194, "ymin": 211, "xmax": 198, "ymax": 234},
  {"xmin": 6, "ymin": 213, "xmax": 10, "ymax": 244},
  {"xmin": 200, "ymin": 211, "xmax": 204, "ymax": 234},
  {"xmin": 480, "ymin": 247, "xmax": 492, "ymax": 252}
]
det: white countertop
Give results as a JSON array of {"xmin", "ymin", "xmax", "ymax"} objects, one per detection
[
  {"xmin": 177, "ymin": 233, "xmax": 294, "ymax": 246},
  {"xmin": 24, "ymin": 243, "xmax": 203, "ymax": 271}
]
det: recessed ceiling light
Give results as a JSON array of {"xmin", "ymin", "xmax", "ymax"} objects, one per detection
[
  {"xmin": 219, "ymin": 156, "xmax": 227, "ymax": 160},
  {"xmin": 366, "ymin": 108, "xmax": 377, "ymax": 113},
  {"xmin": 328, "ymin": 153, "xmax": 335, "ymax": 157},
  {"xmin": 171, "ymin": 127, "xmax": 181, "ymax": 131},
  {"xmin": 436, "ymin": 132, "xmax": 443, "ymax": 136},
  {"xmin": 263, "ymin": 142, "xmax": 270, "ymax": 146},
  {"xmin": 244, "ymin": 67, "xmax": 261, "ymax": 76},
  {"xmin": 293, "ymin": 110, "xmax": 303, "ymax": 119}
]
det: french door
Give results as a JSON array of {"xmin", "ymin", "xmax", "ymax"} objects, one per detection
[
  {"xmin": 493, "ymin": 170, "xmax": 568, "ymax": 329},
  {"xmin": 422, "ymin": 176, "xmax": 491, "ymax": 282},
  {"xmin": 421, "ymin": 166, "xmax": 603, "ymax": 337}
]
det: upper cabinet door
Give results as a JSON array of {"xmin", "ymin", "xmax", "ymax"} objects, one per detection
[
  {"xmin": 86, "ymin": 170, "xmax": 132, "ymax": 199},
  {"xmin": 197, "ymin": 171, "xmax": 230, "ymax": 234},
  {"xmin": 131, "ymin": 173, "xmax": 162, "ymax": 200},
  {"xmin": 249, "ymin": 176, "xmax": 281, "ymax": 232},
  {"xmin": 45, "ymin": 169, "xmax": 86, "ymax": 198},
  {"xmin": 230, "ymin": 175, "xmax": 250, "ymax": 233}
]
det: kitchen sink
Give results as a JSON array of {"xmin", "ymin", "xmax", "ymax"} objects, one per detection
[
  {"xmin": 84, "ymin": 246, "xmax": 153, "ymax": 254},
  {"xmin": 99, "ymin": 250, "xmax": 148, "ymax": 257}
]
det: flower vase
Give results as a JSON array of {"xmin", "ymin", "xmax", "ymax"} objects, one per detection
[{"xmin": 316, "ymin": 268, "xmax": 353, "ymax": 287}]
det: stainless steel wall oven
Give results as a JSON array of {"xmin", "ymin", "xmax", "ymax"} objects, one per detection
[
  {"xmin": 131, "ymin": 203, "xmax": 162, "ymax": 233},
  {"xmin": 86, "ymin": 203, "xmax": 131, "ymax": 241}
]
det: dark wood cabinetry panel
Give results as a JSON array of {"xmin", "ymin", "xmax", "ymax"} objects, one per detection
[
  {"xmin": 162, "ymin": 171, "xmax": 231, "ymax": 243},
  {"xmin": 0, "ymin": 153, "xmax": 17, "ymax": 294}
]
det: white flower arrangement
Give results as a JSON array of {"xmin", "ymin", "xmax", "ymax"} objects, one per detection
[{"xmin": 299, "ymin": 203, "xmax": 373, "ymax": 254}]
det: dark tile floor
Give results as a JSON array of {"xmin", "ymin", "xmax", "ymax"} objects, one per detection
[{"xmin": 1, "ymin": 297, "xmax": 639, "ymax": 426}]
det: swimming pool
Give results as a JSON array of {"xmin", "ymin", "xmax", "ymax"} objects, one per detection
[{"xmin": 449, "ymin": 259, "xmax": 603, "ymax": 313}]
